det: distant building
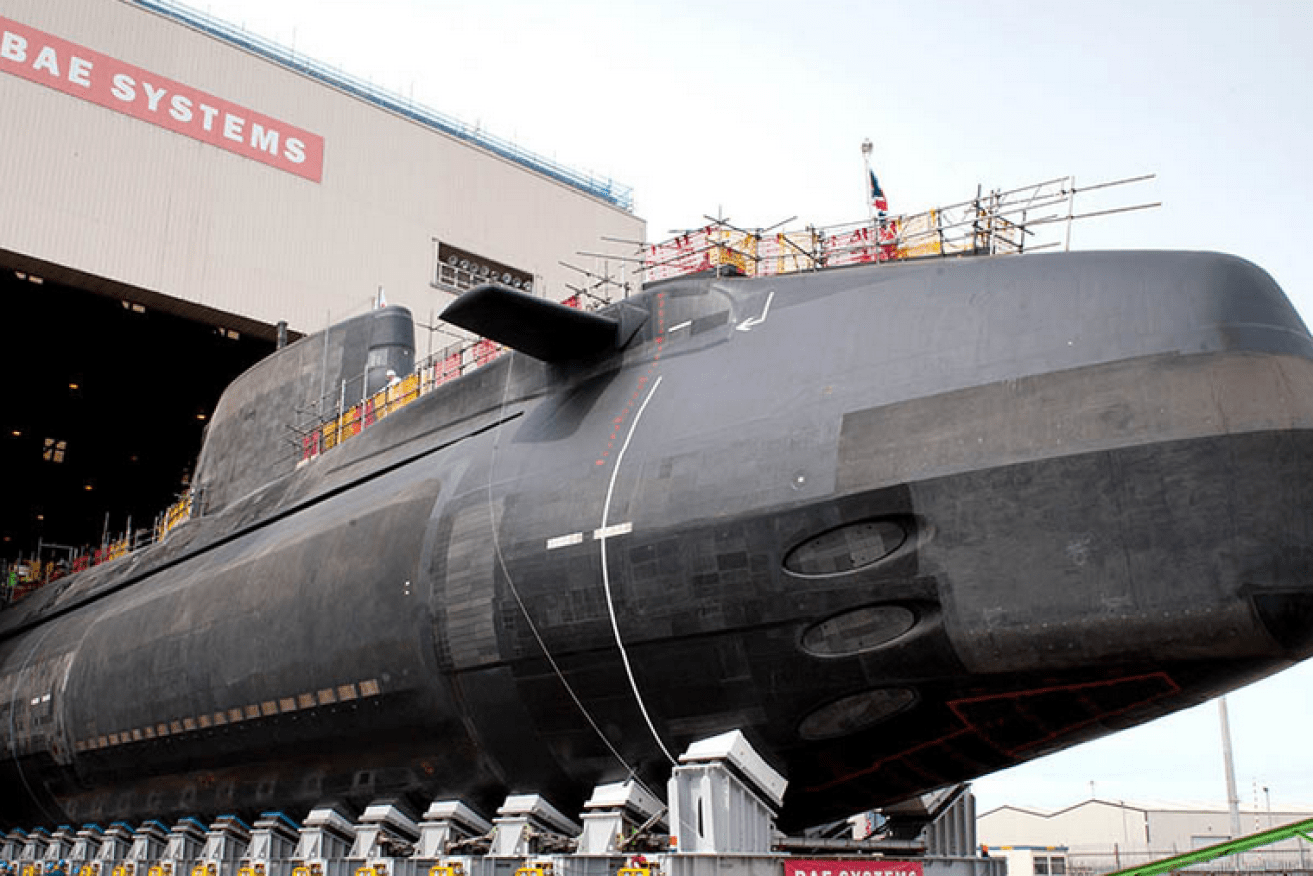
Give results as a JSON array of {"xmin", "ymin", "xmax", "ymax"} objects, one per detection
[
  {"xmin": 990, "ymin": 846, "xmax": 1069, "ymax": 876},
  {"xmin": 979, "ymin": 799, "xmax": 1313, "ymax": 875}
]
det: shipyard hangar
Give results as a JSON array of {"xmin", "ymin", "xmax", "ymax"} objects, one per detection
[{"xmin": 0, "ymin": 0, "xmax": 643, "ymax": 568}]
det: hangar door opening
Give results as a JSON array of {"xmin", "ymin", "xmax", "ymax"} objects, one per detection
[{"xmin": 0, "ymin": 268, "xmax": 274, "ymax": 573}]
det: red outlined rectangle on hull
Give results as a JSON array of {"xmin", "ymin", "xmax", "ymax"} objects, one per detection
[{"xmin": 0, "ymin": 15, "xmax": 324, "ymax": 182}]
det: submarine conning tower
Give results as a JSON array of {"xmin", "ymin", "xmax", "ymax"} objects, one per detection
[{"xmin": 193, "ymin": 306, "xmax": 415, "ymax": 515}]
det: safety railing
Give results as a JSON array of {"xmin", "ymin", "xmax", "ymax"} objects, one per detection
[
  {"xmin": 3, "ymin": 537, "xmax": 132, "ymax": 605},
  {"xmin": 641, "ymin": 175, "xmax": 1158, "ymax": 283},
  {"xmin": 156, "ymin": 491, "xmax": 194, "ymax": 542},
  {"xmin": 1, "ymin": 488, "xmax": 201, "ymax": 608},
  {"xmin": 295, "ymin": 338, "xmax": 506, "ymax": 465},
  {"xmin": 0, "ymin": 333, "xmax": 512, "ymax": 609}
]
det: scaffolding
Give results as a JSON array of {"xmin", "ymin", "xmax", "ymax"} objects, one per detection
[{"xmin": 639, "ymin": 175, "xmax": 1158, "ymax": 284}]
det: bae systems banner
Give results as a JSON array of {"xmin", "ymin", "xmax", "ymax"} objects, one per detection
[
  {"xmin": 0, "ymin": 15, "xmax": 324, "ymax": 182},
  {"xmin": 785, "ymin": 861, "xmax": 924, "ymax": 876}
]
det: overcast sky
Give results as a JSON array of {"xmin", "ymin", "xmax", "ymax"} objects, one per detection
[{"xmin": 192, "ymin": 0, "xmax": 1313, "ymax": 816}]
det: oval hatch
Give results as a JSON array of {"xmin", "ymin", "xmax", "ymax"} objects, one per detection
[
  {"xmin": 784, "ymin": 518, "xmax": 907, "ymax": 576},
  {"xmin": 802, "ymin": 604, "xmax": 917, "ymax": 657},
  {"xmin": 799, "ymin": 688, "xmax": 917, "ymax": 741}
]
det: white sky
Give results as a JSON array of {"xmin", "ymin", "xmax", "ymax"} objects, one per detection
[{"xmin": 193, "ymin": 0, "xmax": 1313, "ymax": 816}]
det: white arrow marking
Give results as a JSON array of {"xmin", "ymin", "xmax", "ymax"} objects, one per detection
[{"xmin": 735, "ymin": 289, "xmax": 775, "ymax": 332}]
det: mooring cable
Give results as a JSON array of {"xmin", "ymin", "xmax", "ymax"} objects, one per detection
[{"xmin": 483, "ymin": 353, "xmax": 640, "ymax": 778}]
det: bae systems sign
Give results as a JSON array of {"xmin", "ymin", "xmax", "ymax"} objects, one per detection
[
  {"xmin": 784, "ymin": 861, "xmax": 924, "ymax": 876},
  {"xmin": 0, "ymin": 15, "xmax": 324, "ymax": 182}
]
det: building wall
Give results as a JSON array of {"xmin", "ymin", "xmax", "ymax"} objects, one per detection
[
  {"xmin": 0, "ymin": 0, "xmax": 643, "ymax": 338},
  {"xmin": 982, "ymin": 801, "xmax": 1146, "ymax": 854},
  {"xmin": 980, "ymin": 800, "xmax": 1313, "ymax": 874},
  {"xmin": 997, "ymin": 848, "xmax": 1069, "ymax": 876}
]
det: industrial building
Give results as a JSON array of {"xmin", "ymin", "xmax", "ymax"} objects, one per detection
[
  {"xmin": 978, "ymin": 799, "xmax": 1313, "ymax": 875},
  {"xmin": 0, "ymin": 0, "xmax": 642, "ymax": 568}
]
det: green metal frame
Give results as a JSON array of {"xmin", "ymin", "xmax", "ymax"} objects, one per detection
[{"xmin": 1100, "ymin": 815, "xmax": 1313, "ymax": 876}]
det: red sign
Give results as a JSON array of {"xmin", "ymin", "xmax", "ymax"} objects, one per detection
[
  {"xmin": 785, "ymin": 861, "xmax": 924, "ymax": 876},
  {"xmin": 0, "ymin": 15, "xmax": 324, "ymax": 182}
]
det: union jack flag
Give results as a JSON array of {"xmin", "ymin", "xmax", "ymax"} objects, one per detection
[{"xmin": 869, "ymin": 169, "xmax": 888, "ymax": 214}]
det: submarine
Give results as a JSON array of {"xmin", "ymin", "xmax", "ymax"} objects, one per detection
[{"xmin": 3, "ymin": 249, "xmax": 1313, "ymax": 833}]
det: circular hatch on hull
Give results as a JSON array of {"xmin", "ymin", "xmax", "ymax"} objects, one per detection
[{"xmin": 799, "ymin": 687, "xmax": 918, "ymax": 741}]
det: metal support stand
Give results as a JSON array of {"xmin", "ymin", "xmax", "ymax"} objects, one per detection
[
  {"xmin": 42, "ymin": 827, "xmax": 74, "ymax": 867},
  {"xmin": 922, "ymin": 789, "xmax": 976, "ymax": 858},
  {"xmin": 349, "ymin": 801, "xmax": 420, "ymax": 876},
  {"xmin": 576, "ymin": 781, "xmax": 664, "ymax": 856},
  {"xmin": 291, "ymin": 808, "xmax": 355, "ymax": 876},
  {"xmin": 94, "ymin": 824, "xmax": 134, "ymax": 872},
  {"xmin": 69, "ymin": 824, "xmax": 105, "ymax": 875},
  {"xmin": 195, "ymin": 816, "xmax": 251, "ymax": 876},
  {"xmin": 241, "ymin": 813, "xmax": 301, "ymax": 876},
  {"xmin": 127, "ymin": 822, "xmax": 170, "ymax": 871},
  {"xmin": 107, "ymin": 821, "xmax": 169, "ymax": 876},
  {"xmin": 488, "ymin": 796, "xmax": 579, "ymax": 858},
  {"xmin": 18, "ymin": 828, "xmax": 51, "ymax": 863},
  {"xmin": 668, "ymin": 730, "xmax": 786, "ymax": 855},
  {"xmin": 0, "ymin": 732, "xmax": 1012, "ymax": 876},
  {"xmin": 157, "ymin": 818, "xmax": 209, "ymax": 876},
  {"xmin": 1, "ymin": 831, "xmax": 26, "ymax": 865},
  {"xmin": 413, "ymin": 802, "xmax": 492, "ymax": 859}
]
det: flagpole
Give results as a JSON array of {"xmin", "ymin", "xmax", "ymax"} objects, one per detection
[{"xmin": 861, "ymin": 138, "xmax": 874, "ymax": 226}]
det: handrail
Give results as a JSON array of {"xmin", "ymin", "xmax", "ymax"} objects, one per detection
[
  {"xmin": 641, "ymin": 174, "xmax": 1158, "ymax": 283},
  {"xmin": 0, "ymin": 332, "xmax": 513, "ymax": 609},
  {"xmin": 294, "ymin": 336, "xmax": 506, "ymax": 464},
  {"xmin": 0, "ymin": 486, "xmax": 202, "ymax": 607}
]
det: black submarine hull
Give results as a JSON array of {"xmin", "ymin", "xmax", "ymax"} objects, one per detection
[{"xmin": 3, "ymin": 250, "xmax": 1313, "ymax": 831}]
